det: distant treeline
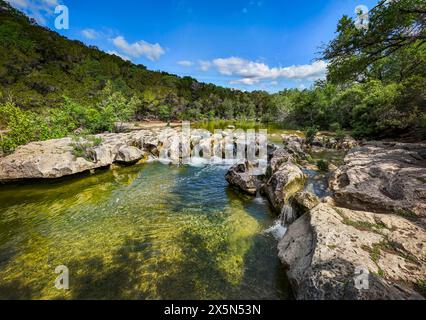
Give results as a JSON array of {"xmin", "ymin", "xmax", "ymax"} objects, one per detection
[{"xmin": 0, "ymin": 0, "xmax": 425, "ymax": 153}]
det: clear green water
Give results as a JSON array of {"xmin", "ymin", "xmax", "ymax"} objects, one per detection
[
  {"xmin": 0, "ymin": 162, "xmax": 290, "ymax": 300},
  {"xmin": 194, "ymin": 120, "xmax": 304, "ymax": 146}
]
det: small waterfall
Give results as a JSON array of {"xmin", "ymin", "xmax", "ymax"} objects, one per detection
[
  {"xmin": 263, "ymin": 220, "xmax": 287, "ymax": 240},
  {"xmin": 280, "ymin": 204, "xmax": 296, "ymax": 225},
  {"xmin": 263, "ymin": 204, "xmax": 295, "ymax": 240},
  {"xmin": 253, "ymin": 190, "xmax": 267, "ymax": 204}
]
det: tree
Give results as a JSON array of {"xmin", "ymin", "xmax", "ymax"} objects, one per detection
[
  {"xmin": 323, "ymin": 0, "xmax": 426, "ymax": 83},
  {"xmin": 96, "ymin": 81, "xmax": 140, "ymax": 132}
]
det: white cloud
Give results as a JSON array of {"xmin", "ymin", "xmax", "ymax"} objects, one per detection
[
  {"xmin": 81, "ymin": 29, "xmax": 100, "ymax": 40},
  {"xmin": 199, "ymin": 60, "xmax": 212, "ymax": 71},
  {"xmin": 107, "ymin": 50, "xmax": 131, "ymax": 62},
  {"xmin": 178, "ymin": 60, "xmax": 193, "ymax": 67},
  {"xmin": 112, "ymin": 36, "xmax": 165, "ymax": 61},
  {"xmin": 202, "ymin": 57, "xmax": 327, "ymax": 85},
  {"xmin": 6, "ymin": 0, "xmax": 60, "ymax": 25},
  {"xmin": 230, "ymin": 78, "xmax": 260, "ymax": 85}
]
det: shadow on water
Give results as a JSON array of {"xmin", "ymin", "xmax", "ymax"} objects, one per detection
[
  {"xmin": 0, "ymin": 280, "xmax": 35, "ymax": 300},
  {"xmin": 67, "ymin": 237, "xmax": 154, "ymax": 300},
  {"xmin": 156, "ymin": 166, "xmax": 292, "ymax": 299},
  {"xmin": 0, "ymin": 162, "xmax": 292, "ymax": 300}
]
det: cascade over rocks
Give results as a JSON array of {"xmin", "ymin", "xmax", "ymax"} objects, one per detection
[
  {"xmin": 227, "ymin": 136, "xmax": 425, "ymax": 300},
  {"xmin": 2, "ymin": 125, "xmax": 425, "ymax": 300},
  {"xmin": 0, "ymin": 126, "xmax": 268, "ymax": 182}
]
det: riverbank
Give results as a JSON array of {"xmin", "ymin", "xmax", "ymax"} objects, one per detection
[
  {"xmin": 1, "ymin": 124, "xmax": 425, "ymax": 300},
  {"xmin": 226, "ymin": 135, "xmax": 426, "ymax": 299}
]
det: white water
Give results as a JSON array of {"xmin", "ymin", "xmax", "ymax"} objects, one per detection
[
  {"xmin": 263, "ymin": 204, "xmax": 295, "ymax": 240},
  {"xmin": 281, "ymin": 204, "xmax": 296, "ymax": 225},
  {"xmin": 263, "ymin": 221, "xmax": 287, "ymax": 240}
]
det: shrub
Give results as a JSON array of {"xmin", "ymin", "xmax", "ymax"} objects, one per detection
[
  {"xmin": 305, "ymin": 126, "xmax": 319, "ymax": 144},
  {"xmin": 0, "ymin": 101, "xmax": 48, "ymax": 153},
  {"xmin": 70, "ymin": 136, "xmax": 102, "ymax": 162},
  {"xmin": 329, "ymin": 122, "xmax": 341, "ymax": 132},
  {"xmin": 335, "ymin": 129, "xmax": 346, "ymax": 142},
  {"xmin": 317, "ymin": 159, "xmax": 329, "ymax": 172}
]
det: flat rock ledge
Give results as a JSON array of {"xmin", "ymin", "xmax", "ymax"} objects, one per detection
[
  {"xmin": 279, "ymin": 141, "xmax": 426, "ymax": 300},
  {"xmin": 330, "ymin": 141, "xmax": 426, "ymax": 219},
  {"xmin": 0, "ymin": 131, "xmax": 149, "ymax": 181},
  {"xmin": 279, "ymin": 199, "xmax": 425, "ymax": 300}
]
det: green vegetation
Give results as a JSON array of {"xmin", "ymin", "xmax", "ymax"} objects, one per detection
[
  {"xmin": 0, "ymin": 0, "xmax": 425, "ymax": 153},
  {"xmin": 414, "ymin": 280, "xmax": 426, "ymax": 297},
  {"xmin": 71, "ymin": 136, "xmax": 103, "ymax": 162},
  {"xmin": 0, "ymin": 80, "xmax": 137, "ymax": 153},
  {"xmin": 316, "ymin": 160, "xmax": 329, "ymax": 172},
  {"xmin": 342, "ymin": 217, "xmax": 386, "ymax": 235},
  {"xmin": 361, "ymin": 243, "xmax": 382, "ymax": 263},
  {"xmin": 305, "ymin": 127, "xmax": 319, "ymax": 144},
  {"xmin": 394, "ymin": 208, "xmax": 417, "ymax": 219},
  {"xmin": 335, "ymin": 208, "xmax": 387, "ymax": 234},
  {"xmin": 417, "ymin": 177, "xmax": 426, "ymax": 184},
  {"xmin": 361, "ymin": 236, "xmax": 420, "ymax": 276}
]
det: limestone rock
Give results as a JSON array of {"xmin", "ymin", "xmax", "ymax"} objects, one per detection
[
  {"xmin": 282, "ymin": 134, "xmax": 307, "ymax": 159},
  {"xmin": 115, "ymin": 146, "xmax": 145, "ymax": 163},
  {"xmin": 264, "ymin": 163, "xmax": 306, "ymax": 212},
  {"xmin": 0, "ymin": 131, "xmax": 150, "ymax": 181},
  {"xmin": 311, "ymin": 134, "xmax": 358, "ymax": 150},
  {"xmin": 225, "ymin": 162, "xmax": 260, "ymax": 195},
  {"xmin": 278, "ymin": 202, "xmax": 425, "ymax": 300},
  {"xmin": 330, "ymin": 142, "xmax": 426, "ymax": 217}
]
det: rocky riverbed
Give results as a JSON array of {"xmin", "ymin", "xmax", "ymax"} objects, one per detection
[
  {"xmin": 0, "ymin": 126, "xmax": 260, "ymax": 182},
  {"xmin": 226, "ymin": 134, "xmax": 426, "ymax": 300},
  {"xmin": 1, "ymin": 127, "xmax": 425, "ymax": 300}
]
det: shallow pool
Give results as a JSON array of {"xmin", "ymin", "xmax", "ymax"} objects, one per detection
[{"xmin": 0, "ymin": 162, "xmax": 290, "ymax": 300}]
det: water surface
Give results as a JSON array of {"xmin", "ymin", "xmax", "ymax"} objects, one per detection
[{"xmin": 0, "ymin": 163, "xmax": 290, "ymax": 300}]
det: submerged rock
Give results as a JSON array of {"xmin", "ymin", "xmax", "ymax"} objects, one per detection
[{"xmin": 330, "ymin": 142, "xmax": 426, "ymax": 218}]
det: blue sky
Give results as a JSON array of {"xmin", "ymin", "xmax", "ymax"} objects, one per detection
[{"xmin": 7, "ymin": 0, "xmax": 378, "ymax": 92}]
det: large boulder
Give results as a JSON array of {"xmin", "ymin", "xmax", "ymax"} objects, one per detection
[
  {"xmin": 0, "ymin": 138, "xmax": 99, "ymax": 180},
  {"xmin": 0, "ymin": 131, "xmax": 151, "ymax": 181},
  {"xmin": 225, "ymin": 162, "xmax": 260, "ymax": 195},
  {"xmin": 330, "ymin": 142, "xmax": 426, "ymax": 218},
  {"xmin": 278, "ymin": 201, "xmax": 425, "ymax": 300},
  {"xmin": 264, "ymin": 163, "xmax": 306, "ymax": 212},
  {"xmin": 282, "ymin": 134, "xmax": 307, "ymax": 159},
  {"xmin": 310, "ymin": 133, "xmax": 358, "ymax": 150},
  {"xmin": 115, "ymin": 146, "xmax": 145, "ymax": 164}
]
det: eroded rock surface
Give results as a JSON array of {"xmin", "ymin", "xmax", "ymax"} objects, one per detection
[
  {"xmin": 225, "ymin": 162, "xmax": 260, "ymax": 195},
  {"xmin": 264, "ymin": 162, "xmax": 306, "ymax": 212},
  {"xmin": 278, "ymin": 199, "xmax": 425, "ymax": 300},
  {"xmin": 0, "ymin": 126, "xmax": 271, "ymax": 182},
  {"xmin": 330, "ymin": 142, "xmax": 426, "ymax": 218},
  {"xmin": 311, "ymin": 133, "xmax": 359, "ymax": 150},
  {"xmin": 0, "ymin": 131, "xmax": 152, "ymax": 181}
]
